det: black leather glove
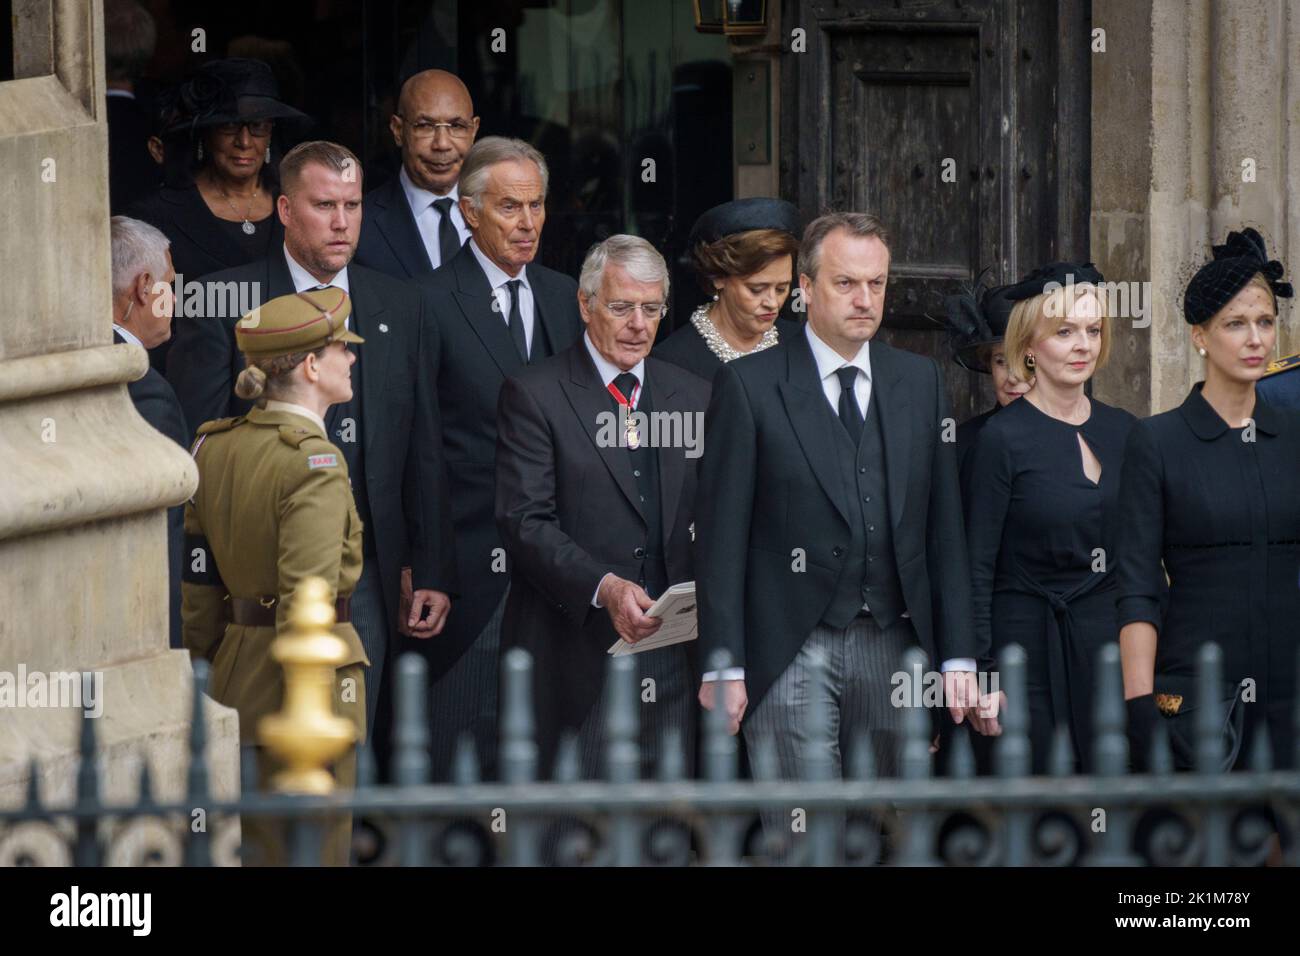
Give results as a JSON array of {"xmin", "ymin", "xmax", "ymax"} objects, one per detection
[{"xmin": 1126, "ymin": 694, "xmax": 1159, "ymax": 772}]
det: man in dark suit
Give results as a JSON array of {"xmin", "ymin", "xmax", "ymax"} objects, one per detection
[
  {"xmin": 695, "ymin": 213, "xmax": 990, "ymax": 844},
  {"xmin": 165, "ymin": 141, "xmax": 453, "ymax": 739},
  {"xmin": 104, "ymin": 0, "xmax": 159, "ymax": 215},
  {"xmin": 496, "ymin": 235, "xmax": 709, "ymax": 779},
  {"xmin": 354, "ymin": 70, "xmax": 479, "ymax": 280},
  {"xmin": 111, "ymin": 216, "xmax": 186, "ymax": 648},
  {"xmin": 414, "ymin": 136, "xmax": 584, "ymax": 781}
]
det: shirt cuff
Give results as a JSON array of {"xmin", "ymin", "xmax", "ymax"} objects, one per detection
[
  {"xmin": 592, "ymin": 572, "xmax": 613, "ymax": 608},
  {"xmin": 702, "ymin": 667, "xmax": 745, "ymax": 682},
  {"xmin": 941, "ymin": 658, "xmax": 977, "ymax": 673}
]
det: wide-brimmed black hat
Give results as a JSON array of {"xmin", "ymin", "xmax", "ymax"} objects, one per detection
[
  {"xmin": 166, "ymin": 58, "xmax": 310, "ymax": 137},
  {"xmin": 1183, "ymin": 227, "xmax": 1293, "ymax": 325},
  {"xmin": 687, "ymin": 197, "xmax": 802, "ymax": 248},
  {"xmin": 943, "ymin": 270, "xmax": 1017, "ymax": 373},
  {"xmin": 1002, "ymin": 261, "xmax": 1104, "ymax": 302}
]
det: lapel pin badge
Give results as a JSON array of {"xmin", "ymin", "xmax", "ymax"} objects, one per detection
[{"xmin": 378, "ymin": 323, "xmax": 389, "ymax": 333}]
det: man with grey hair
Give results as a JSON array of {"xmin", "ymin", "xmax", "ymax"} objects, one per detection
[
  {"xmin": 111, "ymin": 215, "xmax": 185, "ymax": 646},
  {"xmin": 495, "ymin": 234, "xmax": 710, "ymax": 785},
  {"xmin": 413, "ymin": 135, "xmax": 581, "ymax": 782},
  {"xmin": 694, "ymin": 212, "xmax": 983, "ymax": 856}
]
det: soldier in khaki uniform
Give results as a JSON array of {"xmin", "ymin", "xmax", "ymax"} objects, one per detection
[{"xmin": 181, "ymin": 287, "xmax": 367, "ymax": 866}]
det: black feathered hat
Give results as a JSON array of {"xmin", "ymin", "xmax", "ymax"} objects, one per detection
[
  {"xmin": 942, "ymin": 269, "xmax": 1016, "ymax": 373},
  {"xmin": 1002, "ymin": 261, "xmax": 1104, "ymax": 302},
  {"xmin": 1183, "ymin": 227, "xmax": 1292, "ymax": 325}
]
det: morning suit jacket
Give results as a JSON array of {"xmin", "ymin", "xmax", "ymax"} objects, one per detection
[
  {"xmin": 694, "ymin": 329, "xmax": 976, "ymax": 717},
  {"xmin": 115, "ymin": 327, "xmax": 189, "ymax": 649},
  {"xmin": 165, "ymin": 249, "xmax": 452, "ymax": 636},
  {"xmin": 412, "ymin": 243, "xmax": 583, "ymax": 680},
  {"xmin": 354, "ymin": 174, "xmax": 441, "ymax": 280},
  {"xmin": 495, "ymin": 342, "xmax": 710, "ymax": 770}
]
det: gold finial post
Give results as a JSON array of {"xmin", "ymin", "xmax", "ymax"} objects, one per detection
[{"xmin": 258, "ymin": 576, "xmax": 357, "ymax": 794}]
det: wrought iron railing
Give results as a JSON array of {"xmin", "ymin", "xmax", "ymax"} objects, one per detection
[{"xmin": 2, "ymin": 579, "xmax": 1296, "ymax": 866}]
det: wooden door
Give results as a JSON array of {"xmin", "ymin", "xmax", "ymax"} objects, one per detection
[{"xmin": 781, "ymin": 0, "xmax": 1091, "ymax": 422}]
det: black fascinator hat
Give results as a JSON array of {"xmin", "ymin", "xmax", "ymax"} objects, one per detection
[
  {"xmin": 942, "ymin": 269, "xmax": 1017, "ymax": 373},
  {"xmin": 1183, "ymin": 227, "xmax": 1292, "ymax": 325}
]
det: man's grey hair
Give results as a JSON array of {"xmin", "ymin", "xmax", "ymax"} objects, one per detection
[
  {"xmin": 110, "ymin": 216, "xmax": 171, "ymax": 296},
  {"xmin": 579, "ymin": 235, "xmax": 670, "ymax": 300},
  {"xmin": 104, "ymin": 0, "xmax": 157, "ymax": 83},
  {"xmin": 798, "ymin": 212, "xmax": 890, "ymax": 281},
  {"xmin": 458, "ymin": 136, "xmax": 549, "ymax": 210}
]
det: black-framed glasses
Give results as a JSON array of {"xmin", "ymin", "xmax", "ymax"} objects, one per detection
[
  {"xmin": 399, "ymin": 117, "xmax": 475, "ymax": 140},
  {"xmin": 594, "ymin": 297, "xmax": 667, "ymax": 320},
  {"xmin": 214, "ymin": 120, "xmax": 274, "ymax": 137}
]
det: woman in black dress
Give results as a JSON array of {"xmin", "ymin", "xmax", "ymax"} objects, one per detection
[
  {"xmin": 131, "ymin": 59, "xmax": 309, "ymax": 367},
  {"xmin": 652, "ymin": 198, "xmax": 801, "ymax": 382},
  {"xmin": 965, "ymin": 262, "xmax": 1136, "ymax": 772},
  {"xmin": 1118, "ymin": 228, "xmax": 1300, "ymax": 771},
  {"xmin": 942, "ymin": 276, "xmax": 1034, "ymax": 481}
]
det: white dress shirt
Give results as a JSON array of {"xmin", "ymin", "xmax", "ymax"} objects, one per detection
[
  {"xmin": 283, "ymin": 245, "xmax": 352, "ymax": 328},
  {"xmin": 468, "ymin": 238, "xmax": 536, "ymax": 355},
  {"xmin": 264, "ymin": 399, "xmax": 327, "ymax": 435},
  {"xmin": 586, "ymin": 332, "xmax": 647, "ymax": 609},
  {"xmin": 399, "ymin": 167, "xmax": 471, "ymax": 271},
  {"xmin": 112, "ymin": 323, "xmax": 143, "ymax": 348},
  {"xmin": 702, "ymin": 324, "xmax": 975, "ymax": 682}
]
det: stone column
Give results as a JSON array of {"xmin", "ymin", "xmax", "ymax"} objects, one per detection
[
  {"xmin": 0, "ymin": 0, "xmax": 238, "ymax": 851},
  {"xmin": 1092, "ymin": 0, "xmax": 1300, "ymax": 417}
]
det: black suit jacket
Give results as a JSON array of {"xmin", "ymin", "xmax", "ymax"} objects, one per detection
[
  {"xmin": 412, "ymin": 244, "xmax": 585, "ymax": 679},
  {"xmin": 165, "ymin": 250, "xmax": 452, "ymax": 635},
  {"xmin": 107, "ymin": 96, "xmax": 159, "ymax": 215},
  {"xmin": 115, "ymin": 327, "xmax": 189, "ymax": 648},
  {"xmin": 695, "ymin": 328, "xmax": 975, "ymax": 716},
  {"xmin": 354, "ymin": 175, "xmax": 438, "ymax": 280},
  {"xmin": 495, "ymin": 343, "xmax": 710, "ymax": 771}
]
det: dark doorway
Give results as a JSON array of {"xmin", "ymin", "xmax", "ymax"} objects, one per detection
[{"xmin": 780, "ymin": 0, "xmax": 1091, "ymax": 422}]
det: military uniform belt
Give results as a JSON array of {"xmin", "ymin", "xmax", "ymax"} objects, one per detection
[{"xmin": 229, "ymin": 595, "xmax": 352, "ymax": 626}]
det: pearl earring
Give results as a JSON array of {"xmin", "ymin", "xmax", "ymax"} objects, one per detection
[
  {"xmin": 265, "ymin": 146, "xmax": 271, "ymax": 163},
  {"xmin": 1198, "ymin": 347, "xmax": 1207, "ymax": 356}
]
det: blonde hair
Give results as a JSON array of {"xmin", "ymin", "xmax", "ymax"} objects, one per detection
[
  {"xmin": 1003, "ymin": 285, "xmax": 1111, "ymax": 382},
  {"xmin": 234, "ymin": 348, "xmax": 324, "ymax": 406}
]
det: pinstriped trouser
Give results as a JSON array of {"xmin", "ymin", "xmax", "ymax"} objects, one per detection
[
  {"xmin": 426, "ymin": 592, "xmax": 505, "ymax": 782},
  {"xmin": 742, "ymin": 614, "xmax": 922, "ymax": 858}
]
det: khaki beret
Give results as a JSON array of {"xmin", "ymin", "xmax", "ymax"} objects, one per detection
[{"xmin": 235, "ymin": 287, "xmax": 364, "ymax": 360}]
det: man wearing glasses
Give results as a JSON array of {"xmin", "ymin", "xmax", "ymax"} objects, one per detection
[
  {"xmin": 412, "ymin": 136, "xmax": 584, "ymax": 782},
  {"xmin": 355, "ymin": 69, "xmax": 479, "ymax": 279},
  {"xmin": 495, "ymin": 235, "xmax": 710, "ymax": 783}
]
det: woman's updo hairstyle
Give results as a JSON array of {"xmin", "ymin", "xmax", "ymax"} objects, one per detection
[{"xmin": 234, "ymin": 347, "xmax": 325, "ymax": 405}]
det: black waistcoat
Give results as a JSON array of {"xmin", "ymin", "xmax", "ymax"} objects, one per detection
[
  {"xmin": 617, "ymin": 378, "xmax": 668, "ymax": 598},
  {"xmin": 821, "ymin": 387, "xmax": 906, "ymax": 628}
]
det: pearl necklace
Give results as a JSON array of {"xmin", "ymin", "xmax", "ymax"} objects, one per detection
[{"xmin": 691, "ymin": 303, "xmax": 780, "ymax": 363}]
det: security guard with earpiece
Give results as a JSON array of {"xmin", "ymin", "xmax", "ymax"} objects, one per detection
[{"xmin": 181, "ymin": 287, "xmax": 367, "ymax": 866}]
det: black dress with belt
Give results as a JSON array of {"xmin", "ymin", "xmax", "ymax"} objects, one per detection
[
  {"xmin": 1115, "ymin": 384, "xmax": 1300, "ymax": 769},
  {"xmin": 966, "ymin": 396, "xmax": 1137, "ymax": 772}
]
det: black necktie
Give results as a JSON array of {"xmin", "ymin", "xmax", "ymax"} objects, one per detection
[
  {"xmin": 836, "ymin": 366, "xmax": 864, "ymax": 446},
  {"xmin": 505, "ymin": 279, "xmax": 529, "ymax": 362},
  {"xmin": 431, "ymin": 197, "xmax": 461, "ymax": 265}
]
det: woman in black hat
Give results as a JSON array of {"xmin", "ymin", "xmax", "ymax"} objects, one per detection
[
  {"xmin": 964, "ymin": 262, "xmax": 1136, "ymax": 773},
  {"xmin": 652, "ymin": 198, "xmax": 802, "ymax": 382},
  {"xmin": 131, "ymin": 58, "xmax": 310, "ymax": 283},
  {"xmin": 1117, "ymin": 228, "xmax": 1300, "ymax": 772},
  {"xmin": 942, "ymin": 275, "xmax": 1034, "ymax": 481}
]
